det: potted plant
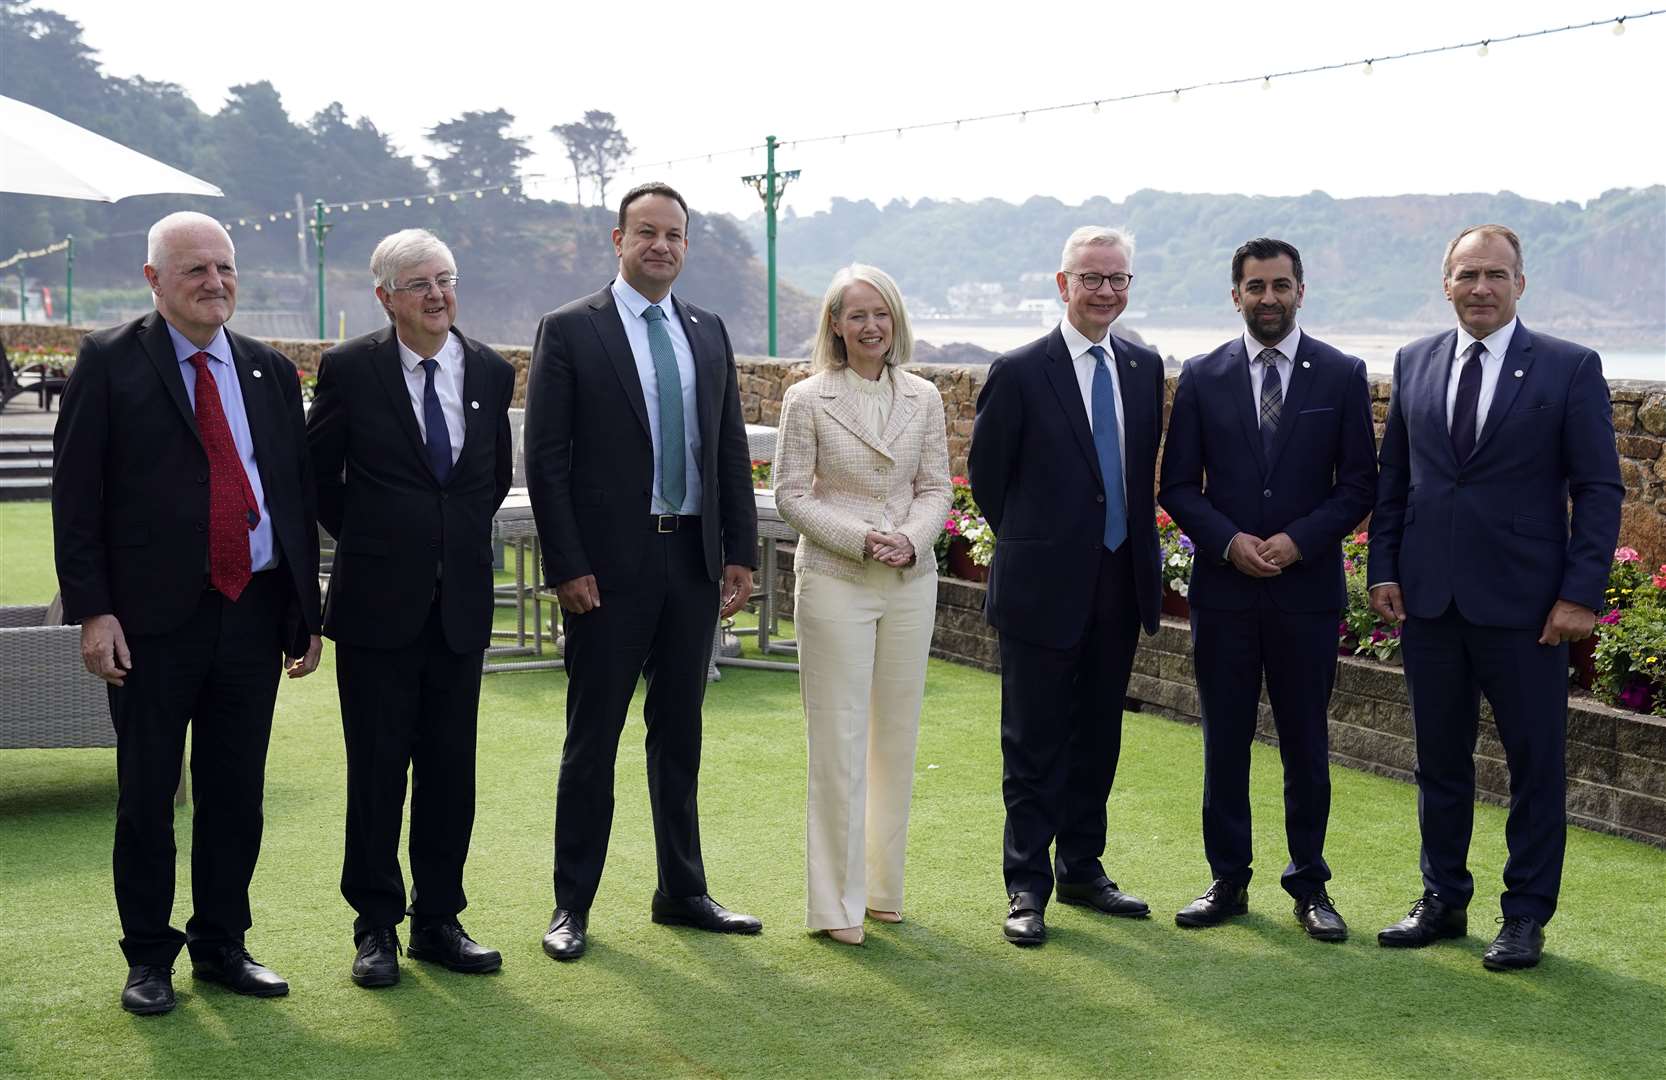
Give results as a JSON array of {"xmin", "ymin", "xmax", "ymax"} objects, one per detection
[
  {"xmin": 1339, "ymin": 531, "xmax": 1401, "ymax": 665},
  {"xmin": 1574, "ymin": 548, "xmax": 1649, "ymax": 688},
  {"xmin": 1592, "ymin": 561, "xmax": 1666, "ymax": 715},
  {"xmin": 936, "ymin": 476, "xmax": 993, "ymax": 583},
  {"xmin": 1156, "ymin": 510, "xmax": 1194, "ymax": 618}
]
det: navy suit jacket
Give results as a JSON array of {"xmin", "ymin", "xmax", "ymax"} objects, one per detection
[
  {"xmin": 969, "ymin": 327, "xmax": 1164, "ymax": 649},
  {"xmin": 1367, "ymin": 321, "xmax": 1623, "ymax": 629},
  {"xmin": 1159, "ymin": 332, "xmax": 1377, "ymax": 612},
  {"xmin": 524, "ymin": 285, "xmax": 757, "ymax": 592}
]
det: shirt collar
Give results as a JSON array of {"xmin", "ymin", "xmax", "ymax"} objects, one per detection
[
  {"xmin": 1243, "ymin": 324, "xmax": 1301, "ymax": 366},
  {"xmin": 1455, "ymin": 316, "xmax": 1517, "ymax": 363},
  {"xmin": 612, "ymin": 274, "xmax": 675, "ymax": 320},
  {"xmin": 166, "ymin": 321, "xmax": 232, "ymax": 367},
  {"xmin": 395, "ymin": 327, "xmax": 462, "ymax": 374},
  {"xmin": 1059, "ymin": 318, "xmax": 1114, "ymax": 362}
]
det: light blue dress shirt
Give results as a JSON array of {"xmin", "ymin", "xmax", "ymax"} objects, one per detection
[
  {"xmin": 167, "ymin": 321, "xmax": 276, "ymax": 572},
  {"xmin": 611, "ymin": 275, "xmax": 702, "ymax": 515}
]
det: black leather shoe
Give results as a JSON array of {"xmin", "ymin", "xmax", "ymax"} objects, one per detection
[
  {"xmin": 1003, "ymin": 892, "xmax": 1046, "ymax": 947},
  {"xmin": 190, "ymin": 944, "xmax": 289, "ymax": 997},
  {"xmin": 1294, "ymin": 889, "xmax": 1349, "ymax": 942},
  {"xmin": 1175, "ymin": 880, "xmax": 1249, "ymax": 928},
  {"xmin": 542, "ymin": 908, "xmax": 588, "ymax": 961},
  {"xmin": 1482, "ymin": 916, "xmax": 1545, "ymax": 971},
  {"xmin": 121, "ymin": 964, "xmax": 176, "ymax": 1015},
  {"xmin": 1377, "ymin": 894, "xmax": 1466, "ymax": 948},
  {"xmin": 408, "ymin": 919, "xmax": 502, "ymax": 974},
  {"xmin": 650, "ymin": 892, "xmax": 763, "ymax": 934},
  {"xmin": 1056, "ymin": 875, "xmax": 1151, "ymax": 918},
  {"xmin": 351, "ymin": 927, "xmax": 401, "ymax": 988}
]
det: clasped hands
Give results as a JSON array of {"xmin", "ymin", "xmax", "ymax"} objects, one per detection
[
  {"xmin": 1369, "ymin": 585, "xmax": 1595, "ymax": 647},
  {"xmin": 1227, "ymin": 532, "xmax": 1300, "ymax": 578},
  {"xmin": 865, "ymin": 530, "xmax": 915, "ymax": 568}
]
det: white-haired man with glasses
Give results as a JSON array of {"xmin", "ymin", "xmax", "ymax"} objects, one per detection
[
  {"xmin": 306, "ymin": 227, "xmax": 516, "ymax": 988},
  {"xmin": 969, "ymin": 226, "xmax": 1166, "ymax": 947}
]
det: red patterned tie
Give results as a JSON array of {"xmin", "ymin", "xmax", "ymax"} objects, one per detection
[{"xmin": 187, "ymin": 351, "xmax": 259, "ymax": 600}]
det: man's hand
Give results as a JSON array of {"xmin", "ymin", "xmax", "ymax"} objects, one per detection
[
  {"xmin": 1369, "ymin": 583, "xmax": 1405, "ymax": 625},
  {"xmin": 1228, "ymin": 533, "xmax": 1282, "ymax": 578},
  {"xmin": 556, "ymin": 574, "xmax": 601, "ymax": 614},
  {"xmin": 720, "ymin": 564, "xmax": 754, "ymax": 618},
  {"xmin": 286, "ymin": 635, "xmax": 322, "ymax": 679},
  {"xmin": 1256, "ymin": 532, "xmax": 1301, "ymax": 569},
  {"xmin": 80, "ymin": 613, "xmax": 131, "ymax": 686},
  {"xmin": 1540, "ymin": 599, "xmax": 1597, "ymax": 646}
]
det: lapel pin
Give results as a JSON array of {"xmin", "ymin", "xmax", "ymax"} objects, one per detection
[
  {"xmin": 689, "ymin": 314, "xmax": 699, "ymax": 324},
  {"xmin": 1129, "ymin": 360, "xmax": 1137, "ymax": 368},
  {"xmin": 1302, "ymin": 360, "xmax": 1311, "ymax": 368},
  {"xmin": 1514, "ymin": 369, "xmax": 1524, "ymax": 378},
  {"xmin": 470, "ymin": 400, "xmax": 479, "ymax": 409},
  {"xmin": 252, "ymin": 369, "xmax": 263, "ymax": 378}
]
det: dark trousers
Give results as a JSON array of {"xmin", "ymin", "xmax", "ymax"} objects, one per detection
[
  {"xmin": 1190, "ymin": 601, "xmax": 1336, "ymax": 897},
  {"xmin": 335, "ymin": 597, "xmax": 483, "ymax": 938},
  {"xmin": 110, "ymin": 570, "xmax": 283, "ymax": 966},
  {"xmin": 997, "ymin": 543, "xmax": 1140, "ymax": 899},
  {"xmin": 1402, "ymin": 604, "xmax": 1568, "ymax": 924},
  {"xmin": 554, "ymin": 521, "xmax": 718, "ymax": 912}
]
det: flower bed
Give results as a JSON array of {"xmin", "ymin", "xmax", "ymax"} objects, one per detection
[
  {"xmin": 935, "ymin": 476, "xmax": 992, "ymax": 582},
  {"xmin": 1592, "ymin": 548, "xmax": 1666, "ymax": 716}
]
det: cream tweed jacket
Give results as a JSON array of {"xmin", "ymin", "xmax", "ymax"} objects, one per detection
[{"xmin": 773, "ymin": 368, "xmax": 952, "ymax": 584}]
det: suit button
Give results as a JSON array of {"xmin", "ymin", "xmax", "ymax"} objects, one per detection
[
  {"xmin": 1263, "ymin": 489, "xmax": 1272, "ymax": 498},
  {"xmin": 1096, "ymin": 494, "xmax": 1105, "ymax": 504},
  {"xmin": 196, "ymin": 521, "xmax": 206, "ymax": 532},
  {"xmin": 197, "ymin": 472, "xmax": 208, "ymax": 484}
]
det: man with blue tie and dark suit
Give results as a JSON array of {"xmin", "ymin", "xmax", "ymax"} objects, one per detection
[
  {"xmin": 1368, "ymin": 224, "xmax": 1622, "ymax": 971},
  {"xmin": 969, "ymin": 226, "xmax": 1165, "ymax": 947},
  {"xmin": 306, "ymin": 229, "xmax": 516, "ymax": 987},
  {"xmin": 525, "ymin": 182, "xmax": 760, "ymax": 961},
  {"xmin": 1158, "ymin": 238, "xmax": 1376, "ymax": 940}
]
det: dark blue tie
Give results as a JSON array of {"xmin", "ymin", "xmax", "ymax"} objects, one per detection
[
  {"xmin": 1451, "ymin": 341, "xmax": 1484, "ymax": 462},
  {"xmin": 420, "ymin": 357, "xmax": 452, "ymax": 484},
  {"xmin": 1089, "ymin": 345, "xmax": 1128, "ymax": 551}
]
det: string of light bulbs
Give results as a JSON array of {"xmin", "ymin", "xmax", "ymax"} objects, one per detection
[
  {"xmin": 621, "ymin": 9, "xmax": 1659, "ymax": 176},
  {"xmin": 218, "ymin": 182, "xmax": 518, "ymax": 233},
  {"xmin": 0, "ymin": 238, "xmax": 71, "ymax": 271}
]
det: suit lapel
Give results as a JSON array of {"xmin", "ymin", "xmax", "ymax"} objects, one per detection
[
  {"xmin": 1112, "ymin": 339, "xmax": 1147, "ymax": 478},
  {"xmin": 455, "ymin": 328, "xmax": 486, "ymax": 482},
  {"xmin": 1264, "ymin": 336, "xmax": 1316, "ymax": 473},
  {"xmin": 138, "ymin": 312, "xmax": 201, "ymax": 446},
  {"xmin": 1471, "ymin": 322, "xmax": 1534, "ymax": 460},
  {"xmin": 588, "ymin": 289, "xmax": 651, "ymax": 442},
  {"xmin": 1425, "ymin": 330, "xmax": 1462, "ymax": 471},
  {"xmin": 1043, "ymin": 330, "xmax": 1103, "ymax": 487},
  {"xmin": 227, "ymin": 330, "xmax": 281, "ymax": 491},
  {"xmin": 370, "ymin": 328, "xmax": 430, "ymax": 471},
  {"xmin": 673, "ymin": 296, "xmax": 718, "ymax": 454},
  {"xmin": 1225, "ymin": 339, "xmax": 1268, "ymax": 473},
  {"xmin": 876, "ymin": 373, "xmax": 919, "ymax": 452}
]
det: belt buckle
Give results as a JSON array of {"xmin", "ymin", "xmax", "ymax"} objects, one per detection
[{"xmin": 656, "ymin": 513, "xmax": 677, "ymax": 534}]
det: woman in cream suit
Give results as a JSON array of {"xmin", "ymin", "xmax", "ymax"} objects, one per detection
[{"xmin": 774, "ymin": 264, "xmax": 952, "ymax": 945}]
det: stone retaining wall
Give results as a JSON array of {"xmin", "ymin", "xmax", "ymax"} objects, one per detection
[{"xmin": 769, "ymin": 544, "xmax": 1666, "ymax": 850}]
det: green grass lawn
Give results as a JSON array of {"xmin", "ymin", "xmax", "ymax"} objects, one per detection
[{"xmin": 2, "ymin": 500, "xmax": 1663, "ymax": 1079}]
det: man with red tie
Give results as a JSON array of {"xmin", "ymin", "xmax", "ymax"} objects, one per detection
[{"xmin": 53, "ymin": 211, "xmax": 322, "ymax": 1015}]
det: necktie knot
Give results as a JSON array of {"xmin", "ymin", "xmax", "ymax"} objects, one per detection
[
  {"xmin": 187, "ymin": 350, "xmax": 212, "ymax": 372},
  {"xmin": 644, "ymin": 304, "xmax": 667, "ymax": 323},
  {"xmin": 1256, "ymin": 347, "xmax": 1281, "ymax": 366},
  {"xmin": 1088, "ymin": 344, "xmax": 1109, "ymax": 366},
  {"xmin": 1466, "ymin": 341, "xmax": 1486, "ymax": 364},
  {"xmin": 422, "ymin": 356, "xmax": 438, "ymax": 374}
]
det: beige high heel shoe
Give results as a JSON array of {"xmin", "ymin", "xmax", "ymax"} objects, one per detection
[
  {"xmin": 866, "ymin": 909, "xmax": 902, "ymax": 924},
  {"xmin": 825, "ymin": 927, "xmax": 865, "ymax": 945}
]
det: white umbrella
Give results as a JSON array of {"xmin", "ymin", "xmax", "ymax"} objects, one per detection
[{"xmin": 0, "ymin": 94, "xmax": 223, "ymax": 202}]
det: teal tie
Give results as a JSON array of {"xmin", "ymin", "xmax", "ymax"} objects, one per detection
[{"xmin": 643, "ymin": 304, "xmax": 686, "ymax": 512}]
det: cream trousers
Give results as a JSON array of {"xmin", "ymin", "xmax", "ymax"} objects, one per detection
[{"xmin": 795, "ymin": 560, "xmax": 938, "ymax": 929}]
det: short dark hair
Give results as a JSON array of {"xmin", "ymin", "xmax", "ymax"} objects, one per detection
[
  {"xmin": 1231, "ymin": 237, "xmax": 1304, "ymax": 286},
  {"xmin": 1443, "ymin": 223, "xmax": 1522, "ymax": 279},
  {"xmin": 617, "ymin": 182, "xmax": 689, "ymax": 232}
]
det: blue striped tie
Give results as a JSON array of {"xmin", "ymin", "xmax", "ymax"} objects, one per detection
[
  {"xmin": 1089, "ymin": 345, "xmax": 1127, "ymax": 551},
  {"xmin": 643, "ymin": 304, "xmax": 686, "ymax": 511}
]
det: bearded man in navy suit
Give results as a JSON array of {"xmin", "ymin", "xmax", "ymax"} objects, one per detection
[
  {"xmin": 1159, "ymin": 238, "xmax": 1376, "ymax": 941},
  {"xmin": 1368, "ymin": 224, "xmax": 1622, "ymax": 971}
]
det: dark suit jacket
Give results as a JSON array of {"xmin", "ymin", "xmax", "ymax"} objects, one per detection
[
  {"xmin": 306, "ymin": 325, "xmax": 515, "ymax": 653},
  {"xmin": 1368, "ymin": 321, "xmax": 1623, "ymax": 628},
  {"xmin": 1159, "ymin": 333, "xmax": 1377, "ymax": 612},
  {"xmin": 968, "ymin": 327, "xmax": 1164, "ymax": 649},
  {"xmin": 52, "ymin": 311, "xmax": 320, "ymax": 656},
  {"xmin": 523, "ymin": 285, "xmax": 757, "ymax": 591}
]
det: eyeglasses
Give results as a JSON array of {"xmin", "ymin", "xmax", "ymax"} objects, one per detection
[
  {"xmin": 390, "ymin": 275, "xmax": 459, "ymax": 295},
  {"xmin": 1063, "ymin": 271, "xmax": 1133, "ymax": 293}
]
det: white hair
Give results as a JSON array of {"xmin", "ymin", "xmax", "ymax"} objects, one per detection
[
  {"xmin": 1059, "ymin": 225, "xmax": 1135, "ymax": 271},
  {"xmin": 370, "ymin": 228, "xmax": 457, "ymax": 291},
  {"xmin": 146, "ymin": 211, "xmax": 233, "ymax": 266}
]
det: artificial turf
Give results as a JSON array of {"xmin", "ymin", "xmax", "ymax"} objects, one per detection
[{"xmin": 1, "ymin": 500, "xmax": 1663, "ymax": 1079}]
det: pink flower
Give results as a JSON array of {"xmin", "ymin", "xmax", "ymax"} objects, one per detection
[
  {"xmin": 1615, "ymin": 547, "xmax": 1641, "ymax": 563},
  {"xmin": 1600, "ymin": 609, "xmax": 1622, "ymax": 625},
  {"xmin": 1354, "ymin": 531, "xmax": 1369, "ymax": 544},
  {"xmin": 1618, "ymin": 681, "xmax": 1654, "ymax": 711}
]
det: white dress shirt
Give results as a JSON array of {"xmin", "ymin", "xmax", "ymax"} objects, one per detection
[
  {"xmin": 1059, "ymin": 319, "xmax": 1129, "ymax": 507},
  {"xmin": 395, "ymin": 329, "xmax": 465, "ymax": 466},
  {"xmin": 167, "ymin": 321, "xmax": 275, "ymax": 571},
  {"xmin": 612, "ymin": 275, "xmax": 703, "ymax": 515},
  {"xmin": 1447, "ymin": 316, "xmax": 1516, "ymax": 433},
  {"xmin": 1244, "ymin": 324, "xmax": 1301, "ymax": 424}
]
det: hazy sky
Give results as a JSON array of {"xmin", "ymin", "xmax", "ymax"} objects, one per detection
[{"xmin": 41, "ymin": 0, "xmax": 1666, "ymax": 220}]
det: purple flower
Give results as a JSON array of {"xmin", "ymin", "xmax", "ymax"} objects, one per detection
[
  {"xmin": 1618, "ymin": 681, "xmax": 1654, "ymax": 711},
  {"xmin": 1178, "ymin": 536, "xmax": 1194, "ymax": 552},
  {"xmin": 1370, "ymin": 629, "xmax": 1387, "ymax": 643},
  {"xmin": 1600, "ymin": 609, "xmax": 1622, "ymax": 625}
]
